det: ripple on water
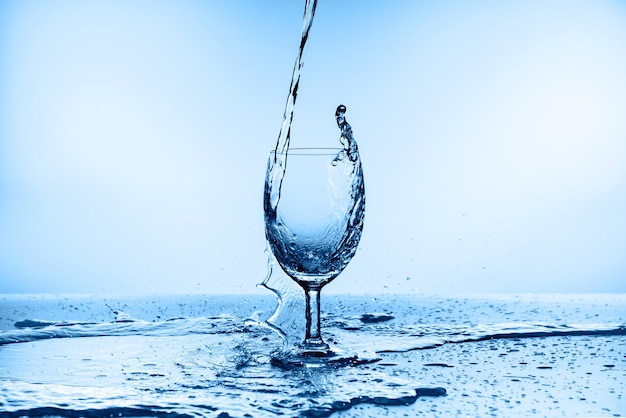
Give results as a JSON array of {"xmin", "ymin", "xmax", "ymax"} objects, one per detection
[
  {"xmin": 1, "ymin": 294, "xmax": 625, "ymax": 417},
  {"xmin": 0, "ymin": 318, "xmax": 445, "ymax": 417}
]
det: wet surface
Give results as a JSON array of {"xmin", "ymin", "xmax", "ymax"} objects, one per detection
[{"xmin": 1, "ymin": 293, "xmax": 625, "ymax": 417}]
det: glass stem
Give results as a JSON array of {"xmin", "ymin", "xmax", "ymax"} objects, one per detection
[{"xmin": 304, "ymin": 287, "xmax": 324, "ymax": 345}]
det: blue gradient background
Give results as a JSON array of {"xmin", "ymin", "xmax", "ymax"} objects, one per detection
[{"xmin": 1, "ymin": 1, "xmax": 625, "ymax": 294}]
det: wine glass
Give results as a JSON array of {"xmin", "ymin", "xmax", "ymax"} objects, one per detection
[{"xmin": 264, "ymin": 147, "xmax": 365, "ymax": 362}]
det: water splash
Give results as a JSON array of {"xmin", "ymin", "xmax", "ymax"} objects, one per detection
[
  {"xmin": 259, "ymin": 253, "xmax": 304, "ymax": 350},
  {"xmin": 335, "ymin": 104, "xmax": 358, "ymax": 161},
  {"xmin": 2, "ymin": 294, "xmax": 625, "ymax": 417}
]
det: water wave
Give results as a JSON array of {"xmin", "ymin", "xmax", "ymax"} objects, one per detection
[{"xmin": 1, "ymin": 294, "xmax": 624, "ymax": 417}]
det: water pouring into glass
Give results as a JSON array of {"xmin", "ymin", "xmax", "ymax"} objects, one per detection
[{"xmin": 261, "ymin": 0, "xmax": 372, "ymax": 366}]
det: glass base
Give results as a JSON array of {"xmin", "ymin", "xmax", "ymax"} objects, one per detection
[
  {"xmin": 297, "ymin": 339, "xmax": 334, "ymax": 358},
  {"xmin": 270, "ymin": 344, "xmax": 380, "ymax": 369}
]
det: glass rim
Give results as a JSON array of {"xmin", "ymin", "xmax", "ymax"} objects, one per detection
[{"xmin": 270, "ymin": 147, "xmax": 343, "ymax": 156}]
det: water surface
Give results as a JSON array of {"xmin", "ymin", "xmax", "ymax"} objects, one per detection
[{"xmin": 1, "ymin": 293, "xmax": 625, "ymax": 417}]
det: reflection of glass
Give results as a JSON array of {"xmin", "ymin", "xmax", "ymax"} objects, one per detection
[{"xmin": 264, "ymin": 147, "xmax": 365, "ymax": 359}]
